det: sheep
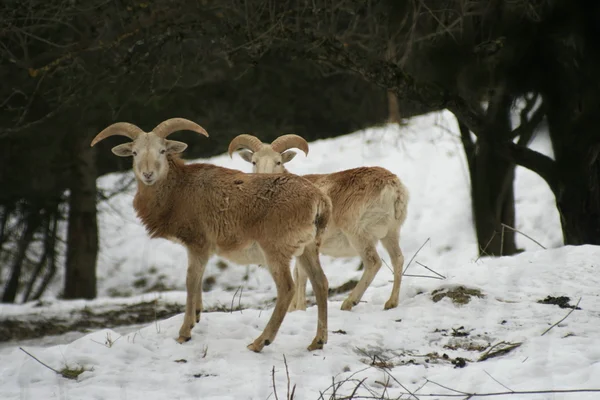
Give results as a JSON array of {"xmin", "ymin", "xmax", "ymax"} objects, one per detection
[
  {"xmin": 228, "ymin": 134, "xmax": 409, "ymax": 312},
  {"xmin": 91, "ymin": 119, "xmax": 332, "ymax": 352}
]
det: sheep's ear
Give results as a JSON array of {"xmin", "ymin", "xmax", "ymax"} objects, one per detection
[
  {"xmin": 282, "ymin": 150, "xmax": 297, "ymax": 163},
  {"xmin": 111, "ymin": 143, "xmax": 134, "ymax": 157},
  {"xmin": 166, "ymin": 140, "xmax": 188, "ymax": 154},
  {"xmin": 239, "ymin": 150, "xmax": 253, "ymax": 163}
]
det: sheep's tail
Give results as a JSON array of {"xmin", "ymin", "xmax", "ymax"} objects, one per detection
[
  {"xmin": 314, "ymin": 192, "xmax": 332, "ymax": 247},
  {"xmin": 389, "ymin": 177, "xmax": 409, "ymax": 224}
]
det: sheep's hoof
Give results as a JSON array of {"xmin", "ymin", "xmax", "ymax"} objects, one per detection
[
  {"xmin": 307, "ymin": 338, "xmax": 325, "ymax": 351},
  {"xmin": 176, "ymin": 335, "xmax": 191, "ymax": 344},
  {"xmin": 340, "ymin": 299, "xmax": 355, "ymax": 311},
  {"xmin": 384, "ymin": 299, "xmax": 398, "ymax": 310},
  {"xmin": 247, "ymin": 340, "xmax": 266, "ymax": 353},
  {"xmin": 195, "ymin": 313, "xmax": 201, "ymax": 323}
]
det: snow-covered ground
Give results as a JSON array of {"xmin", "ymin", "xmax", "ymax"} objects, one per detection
[{"xmin": 2, "ymin": 110, "xmax": 598, "ymax": 399}]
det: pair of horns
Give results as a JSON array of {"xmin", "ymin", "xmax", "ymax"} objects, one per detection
[
  {"xmin": 91, "ymin": 118, "xmax": 209, "ymax": 147},
  {"xmin": 228, "ymin": 134, "xmax": 309, "ymax": 157}
]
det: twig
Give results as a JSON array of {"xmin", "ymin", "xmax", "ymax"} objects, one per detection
[
  {"xmin": 483, "ymin": 370, "xmax": 514, "ymax": 393},
  {"xmin": 231, "ymin": 286, "xmax": 241, "ymax": 313},
  {"xmin": 283, "ymin": 355, "xmax": 296, "ymax": 400},
  {"xmin": 403, "ymin": 237, "xmax": 430, "ymax": 276},
  {"xmin": 475, "ymin": 232, "xmax": 496, "ymax": 262},
  {"xmin": 541, "ymin": 297, "xmax": 582, "ymax": 336},
  {"xmin": 500, "ymin": 225, "xmax": 505, "ymax": 257},
  {"xmin": 347, "ymin": 378, "xmax": 368, "ymax": 399},
  {"xmin": 317, "ymin": 366, "xmax": 377, "ymax": 399},
  {"xmin": 19, "ymin": 347, "xmax": 61, "ymax": 375},
  {"xmin": 402, "ymin": 274, "xmax": 444, "ymax": 280},
  {"xmin": 272, "ymin": 365, "xmax": 280, "ymax": 400},
  {"xmin": 393, "ymin": 388, "xmax": 600, "ymax": 398},
  {"xmin": 381, "ymin": 368, "xmax": 421, "ymax": 400},
  {"xmin": 426, "ymin": 379, "xmax": 471, "ymax": 396},
  {"xmin": 381, "ymin": 259, "xmax": 394, "ymax": 274},
  {"xmin": 500, "ymin": 224, "xmax": 546, "ymax": 250},
  {"xmin": 415, "ymin": 261, "xmax": 447, "ymax": 279},
  {"xmin": 479, "ymin": 341, "xmax": 522, "ymax": 362}
]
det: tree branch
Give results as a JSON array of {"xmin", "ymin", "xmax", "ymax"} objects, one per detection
[
  {"xmin": 501, "ymin": 142, "xmax": 560, "ymax": 195},
  {"xmin": 513, "ymin": 95, "xmax": 545, "ymax": 146}
]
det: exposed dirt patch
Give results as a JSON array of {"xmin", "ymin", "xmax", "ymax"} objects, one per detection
[
  {"xmin": 0, "ymin": 300, "xmax": 183, "ymax": 342},
  {"xmin": 402, "ymin": 351, "xmax": 470, "ymax": 368},
  {"xmin": 354, "ymin": 346, "xmax": 471, "ymax": 369},
  {"xmin": 193, "ymin": 373, "xmax": 217, "ymax": 378},
  {"xmin": 431, "ymin": 286, "xmax": 484, "ymax": 305},
  {"xmin": 203, "ymin": 276, "xmax": 217, "ymax": 292},
  {"xmin": 435, "ymin": 327, "xmax": 491, "ymax": 352},
  {"xmin": 329, "ymin": 279, "xmax": 358, "ymax": 296},
  {"xmin": 537, "ymin": 295, "xmax": 581, "ymax": 310},
  {"xmin": 216, "ymin": 259, "xmax": 229, "ymax": 270},
  {"xmin": 444, "ymin": 337, "xmax": 490, "ymax": 352},
  {"xmin": 304, "ymin": 279, "xmax": 360, "ymax": 307},
  {"xmin": 0, "ymin": 300, "xmax": 247, "ymax": 342}
]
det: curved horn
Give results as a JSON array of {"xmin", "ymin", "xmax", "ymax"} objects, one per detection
[
  {"xmin": 91, "ymin": 122, "xmax": 145, "ymax": 147},
  {"xmin": 227, "ymin": 134, "xmax": 263, "ymax": 158},
  {"xmin": 152, "ymin": 118, "xmax": 209, "ymax": 139},
  {"xmin": 270, "ymin": 134, "xmax": 309, "ymax": 155}
]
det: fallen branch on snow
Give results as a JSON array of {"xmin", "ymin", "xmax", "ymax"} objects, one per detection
[{"xmin": 541, "ymin": 297, "xmax": 582, "ymax": 336}]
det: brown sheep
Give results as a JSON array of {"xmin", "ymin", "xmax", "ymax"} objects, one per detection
[
  {"xmin": 229, "ymin": 134, "xmax": 409, "ymax": 312},
  {"xmin": 91, "ymin": 119, "xmax": 331, "ymax": 352}
]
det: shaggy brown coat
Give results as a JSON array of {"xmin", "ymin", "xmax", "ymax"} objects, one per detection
[
  {"xmin": 92, "ymin": 120, "xmax": 331, "ymax": 353},
  {"xmin": 229, "ymin": 134, "xmax": 409, "ymax": 312}
]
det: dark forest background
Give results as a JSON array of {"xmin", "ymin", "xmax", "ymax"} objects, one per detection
[{"xmin": 2, "ymin": 0, "xmax": 600, "ymax": 303}]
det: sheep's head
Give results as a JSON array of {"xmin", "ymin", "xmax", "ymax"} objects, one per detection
[
  {"xmin": 91, "ymin": 118, "xmax": 208, "ymax": 186},
  {"xmin": 228, "ymin": 134, "xmax": 308, "ymax": 173}
]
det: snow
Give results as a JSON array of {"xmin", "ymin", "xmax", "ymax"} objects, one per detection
[{"xmin": 2, "ymin": 110, "xmax": 598, "ymax": 399}]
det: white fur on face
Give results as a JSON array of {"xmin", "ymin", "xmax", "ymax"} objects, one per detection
[
  {"xmin": 111, "ymin": 133, "xmax": 188, "ymax": 185},
  {"xmin": 131, "ymin": 134, "xmax": 169, "ymax": 186},
  {"xmin": 251, "ymin": 147, "xmax": 285, "ymax": 173}
]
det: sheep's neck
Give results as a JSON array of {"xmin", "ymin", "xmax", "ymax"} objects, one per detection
[{"xmin": 133, "ymin": 156, "xmax": 184, "ymax": 239}]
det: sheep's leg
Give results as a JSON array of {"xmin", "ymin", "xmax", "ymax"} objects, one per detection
[
  {"xmin": 341, "ymin": 236, "xmax": 381, "ymax": 311},
  {"xmin": 296, "ymin": 243, "xmax": 328, "ymax": 350},
  {"xmin": 177, "ymin": 249, "xmax": 208, "ymax": 343},
  {"xmin": 247, "ymin": 251, "xmax": 295, "ymax": 353},
  {"xmin": 288, "ymin": 262, "xmax": 308, "ymax": 312},
  {"xmin": 381, "ymin": 229, "xmax": 404, "ymax": 310},
  {"xmin": 195, "ymin": 277, "xmax": 203, "ymax": 323}
]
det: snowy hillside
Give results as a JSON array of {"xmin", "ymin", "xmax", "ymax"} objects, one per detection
[
  {"xmin": 2, "ymin": 245, "xmax": 599, "ymax": 399},
  {"xmin": 3, "ymin": 110, "xmax": 598, "ymax": 399}
]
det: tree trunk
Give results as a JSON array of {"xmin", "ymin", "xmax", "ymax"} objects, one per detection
[
  {"xmin": 471, "ymin": 141, "xmax": 519, "ymax": 256},
  {"xmin": 33, "ymin": 211, "xmax": 59, "ymax": 300},
  {"xmin": 387, "ymin": 91, "xmax": 402, "ymax": 124},
  {"xmin": 545, "ymin": 102, "xmax": 600, "ymax": 245},
  {"xmin": 537, "ymin": 7, "xmax": 600, "ymax": 246},
  {"xmin": 458, "ymin": 89, "xmax": 519, "ymax": 257},
  {"xmin": 64, "ymin": 132, "xmax": 98, "ymax": 299},
  {"xmin": 555, "ymin": 167, "xmax": 600, "ymax": 245},
  {"xmin": 385, "ymin": 40, "xmax": 402, "ymax": 124},
  {"xmin": 2, "ymin": 211, "xmax": 38, "ymax": 303}
]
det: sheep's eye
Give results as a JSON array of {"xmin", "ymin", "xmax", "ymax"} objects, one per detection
[
  {"xmin": 276, "ymin": 161, "xmax": 282, "ymax": 165},
  {"xmin": 252, "ymin": 161, "xmax": 256, "ymax": 165},
  {"xmin": 160, "ymin": 149, "xmax": 166, "ymax": 154},
  {"xmin": 132, "ymin": 151, "xmax": 138, "ymax": 156}
]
